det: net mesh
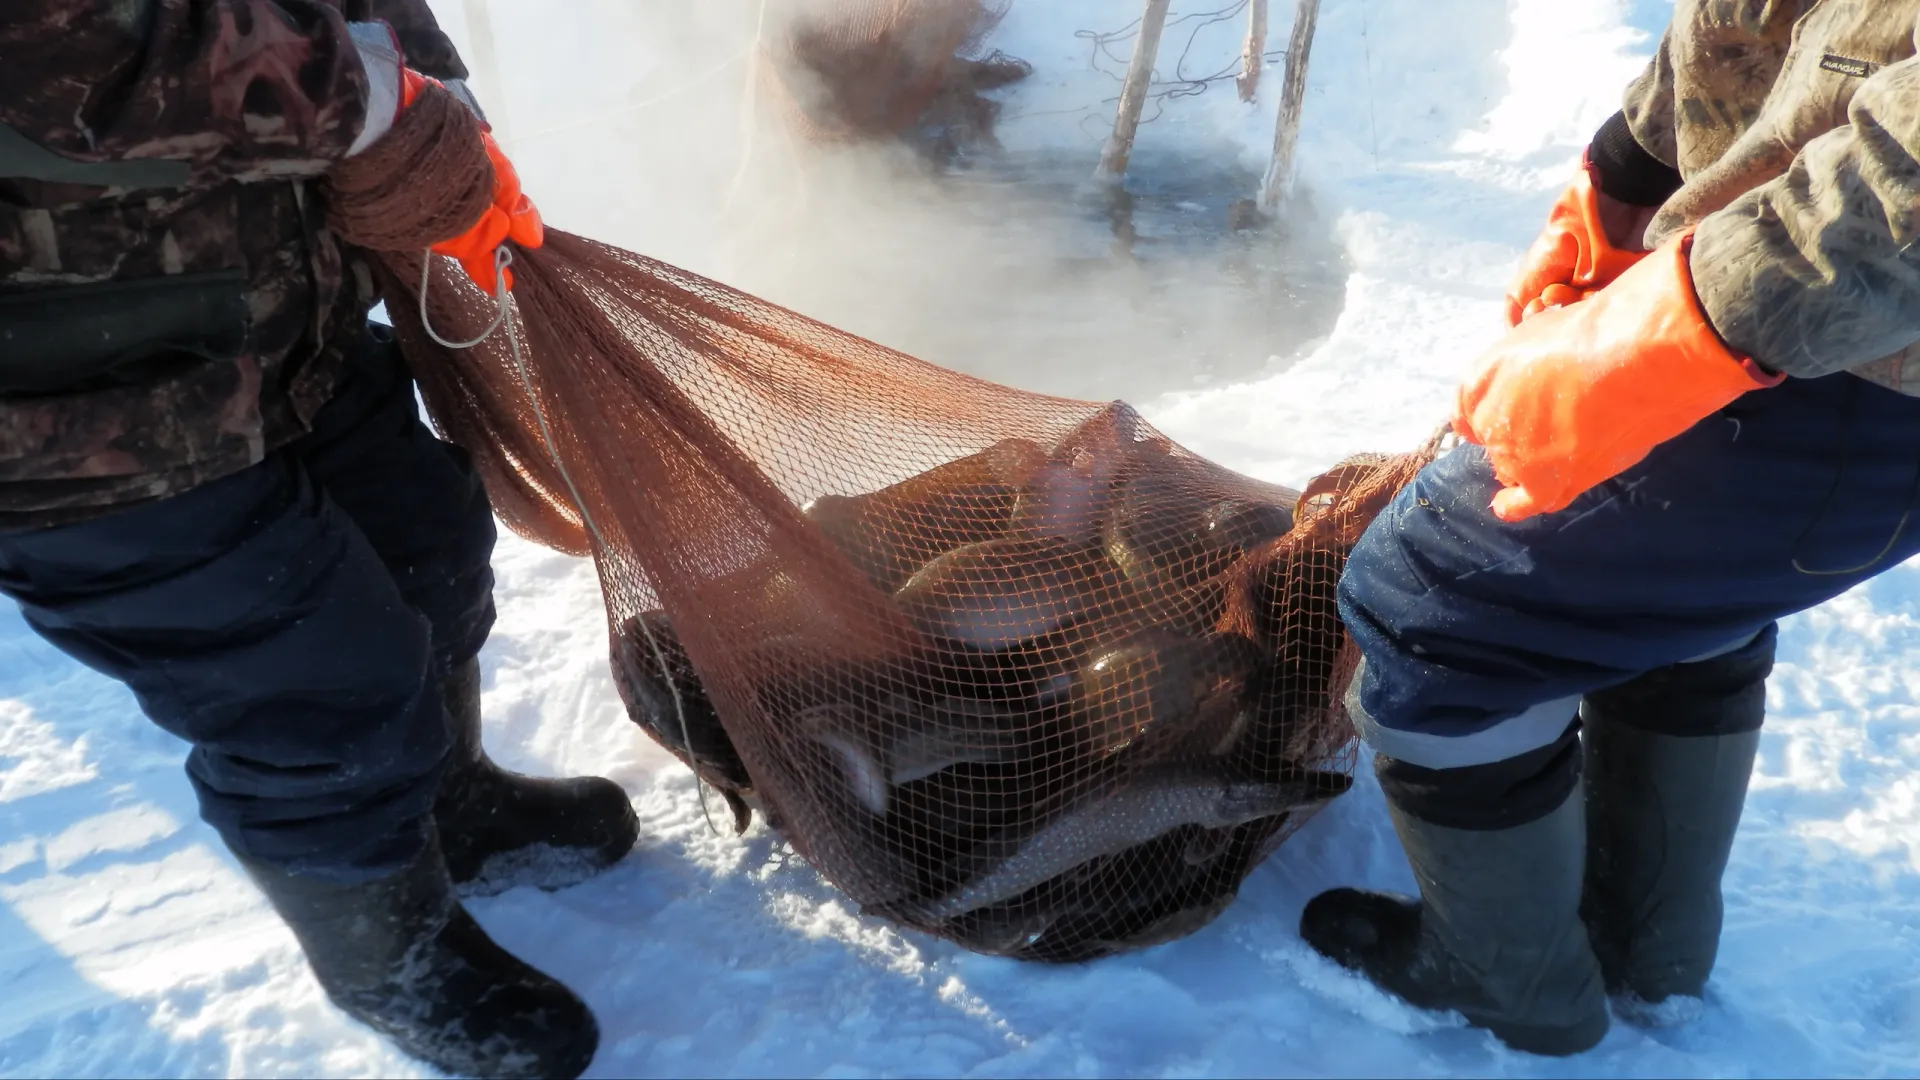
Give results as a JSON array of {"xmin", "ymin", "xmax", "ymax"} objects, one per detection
[
  {"xmin": 327, "ymin": 84, "xmax": 1441, "ymax": 962},
  {"xmin": 760, "ymin": 0, "xmax": 1032, "ymax": 147}
]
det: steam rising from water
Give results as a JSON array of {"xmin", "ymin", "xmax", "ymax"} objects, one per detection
[{"xmin": 436, "ymin": 0, "xmax": 1345, "ymax": 406}]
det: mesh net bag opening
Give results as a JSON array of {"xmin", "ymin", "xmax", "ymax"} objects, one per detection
[
  {"xmin": 376, "ymin": 235, "xmax": 1435, "ymax": 963},
  {"xmin": 328, "ymin": 84, "xmax": 1441, "ymax": 963}
]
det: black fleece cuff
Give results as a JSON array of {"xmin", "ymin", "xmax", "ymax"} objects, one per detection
[
  {"xmin": 1376, "ymin": 718, "xmax": 1582, "ymax": 832},
  {"xmin": 1587, "ymin": 111, "xmax": 1683, "ymax": 208}
]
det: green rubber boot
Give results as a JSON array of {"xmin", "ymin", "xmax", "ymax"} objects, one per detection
[
  {"xmin": 1580, "ymin": 669, "xmax": 1762, "ymax": 1013},
  {"xmin": 1301, "ymin": 780, "xmax": 1610, "ymax": 1056}
]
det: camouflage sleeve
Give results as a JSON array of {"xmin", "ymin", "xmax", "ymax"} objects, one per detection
[
  {"xmin": 1621, "ymin": 23, "xmax": 1681, "ymax": 169},
  {"xmin": 370, "ymin": 0, "xmax": 468, "ymax": 80},
  {"xmin": 0, "ymin": 0, "xmax": 374, "ymax": 180},
  {"xmin": 1623, "ymin": 0, "xmax": 1804, "ymax": 179},
  {"xmin": 1691, "ymin": 43, "xmax": 1920, "ymax": 380}
]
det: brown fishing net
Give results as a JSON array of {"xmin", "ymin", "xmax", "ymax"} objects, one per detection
[
  {"xmin": 760, "ymin": 0, "xmax": 1033, "ymax": 151},
  {"xmin": 326, "ymin": 84, "xmax": 1439, "ymax": 962}
]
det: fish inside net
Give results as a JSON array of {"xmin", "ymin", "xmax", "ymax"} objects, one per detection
[{"xmin": 325, "ymin": 82, "xmax": 1441, "ymax": 962}]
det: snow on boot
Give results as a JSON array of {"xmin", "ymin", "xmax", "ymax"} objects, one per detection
[
  {"xmin": 239, "ymin": 839, "xmax": 599, "ymax": 1080},
  {"xmin": 435, "ymin": 658, "xmax": 640, "ymax": 897},
  {"xmin": 1300, "ymin": 782, "xmax": 1609, "ymax": 1056},
  {"xmin": 1579, "ymin": 648, "xmax": 1765, "ymax": 1014}
]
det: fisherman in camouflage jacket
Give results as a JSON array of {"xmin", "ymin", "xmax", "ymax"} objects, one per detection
[
  {"xmin": 1306, "ymin": 0, "xmax": 1920, "ymax": 1056},
  {"xmin": 0, "ymin": 4, "xmax": 633, "ymax": 1077}
]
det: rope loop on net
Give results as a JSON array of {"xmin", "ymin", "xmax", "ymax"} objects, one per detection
[{"xmin": 417, "ymin": 244, "xmax": 725, "ymax": 836}]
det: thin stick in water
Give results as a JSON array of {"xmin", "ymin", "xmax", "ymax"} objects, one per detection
[
  {"xmin": 1093, "ymin": 0, "xmax": 1175, "ymax": 186},
  {"xmin": 1237, "ymin": 0, "xmax": 1269, "ymax": 103},
  {"xmin": 1258, "ymin": 0, "xmax": 1322, "ymax": 213}
]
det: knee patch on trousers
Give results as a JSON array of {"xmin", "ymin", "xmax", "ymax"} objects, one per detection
[{"xmin": 1375, "ymin": 717, "xmax": 1582, "ymax": 831}]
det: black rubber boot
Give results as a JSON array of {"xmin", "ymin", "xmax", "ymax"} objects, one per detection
[
  {"xmin": 434, "ymin": 658, "xmax": 640, "ymax": 897},
  {"xmin": 1579, "ymin": 651, "xmax": 1765, "ymax": 1012},
  {"xmin": 1301, "ymin": 783, "xmax": 1609, "ymax": 1056},
  {"xmin": 240, "ymin": 839, "xmax": 598, "ymax": 1080}
]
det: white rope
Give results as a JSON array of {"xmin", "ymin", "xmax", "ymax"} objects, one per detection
[
  {"xmin": 417, "ymin": 251, "xmax": 508, "ymax": 349},
  {"xmin": 418, "ymin": 247, "xmax": 726, "ymax": 837}
]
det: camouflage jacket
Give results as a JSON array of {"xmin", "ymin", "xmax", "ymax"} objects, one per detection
[
  {"xmin": 1622, "ymin": 0, "xmax": 1920, "ymax": 392},
  {"xmin": 0, "ymin": 0, "xmax": 467, "ymax": 528}
]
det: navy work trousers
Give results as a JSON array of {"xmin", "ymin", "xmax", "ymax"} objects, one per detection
[
  {"xmin": 0, "ymin": 325, "xmax": 498, "ymax": 879},
  {"xmin": 1339, "ymin": 370, "xmax": 1920, "ymax": 770}
]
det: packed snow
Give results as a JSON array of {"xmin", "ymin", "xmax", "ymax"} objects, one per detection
[{"xmin": 4, "ymin": 0, "xmax": 1919, "ymax": 1076}]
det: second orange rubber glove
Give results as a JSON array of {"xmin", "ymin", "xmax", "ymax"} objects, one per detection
[
  {"xmin": 1505, "ymin": 157, "xmax": 1650, "ymax": 326},
  {"xmin": 400, "ymin": 70, "xmax": 544, "ymax": 291},
  {"xmin": 1455, "ymin": 229, "xmax": 1782, "ymax": 523}
]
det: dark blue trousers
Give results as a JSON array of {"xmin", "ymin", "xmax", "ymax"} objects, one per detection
[
  {"xmin": 1339, "ymin": 370, "xmax": 1920, "ymax": 770},
  {"xmin": 0, "ymin": 325, "xmax": 497, "ymax": 880}
]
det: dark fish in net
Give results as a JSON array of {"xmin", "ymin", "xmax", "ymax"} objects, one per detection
[{"xmin": 607, "ymin": 439, "xmax": 1428, "ymax": 961}]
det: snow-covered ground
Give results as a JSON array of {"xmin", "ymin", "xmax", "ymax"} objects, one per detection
[{"xmin": 5, "ymin": 1, "xmax": 1920, "ymax": 1076}]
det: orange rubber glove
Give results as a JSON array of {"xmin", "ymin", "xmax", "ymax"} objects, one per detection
[
  {"xmin": 1505, "ymin": 157, "xmax": 1652, "ymax": 326},
  {"xmin": 400, "ymin": 70, "xmax": 544, "ymax": 291},
  {"xmin": 1455, "ymin": 229, "xmax": 1782, "ymax": 523}
]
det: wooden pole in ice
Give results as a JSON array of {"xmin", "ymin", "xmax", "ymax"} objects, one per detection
[
  {"xmin": 1257, "ymin": 0, "xmax": 1322, "ymax": 213},
  {"xmin": 1093, "ymin": 0, "xmax": 1174, "ymax": 186},
  {"xmin": 1237, "ymin": 0, "xmax": 1269, "ymax": 103}
]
